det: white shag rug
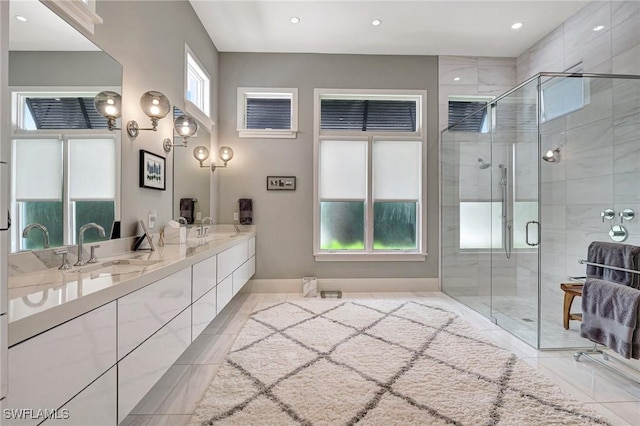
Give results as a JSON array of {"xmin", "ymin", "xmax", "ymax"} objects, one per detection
[{"xmin": 190, "ymin": 299, "xmax": 610, "ymax": 426}]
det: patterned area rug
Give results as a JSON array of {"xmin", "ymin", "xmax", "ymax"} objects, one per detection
[{"xmin": 190, "ymin": 299, "xmax": 610, "ymax": 425}]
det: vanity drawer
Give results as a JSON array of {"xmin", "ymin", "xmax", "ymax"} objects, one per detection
[
  {"xmin": 217, "ymin": 275, "xmax": 233, "ymax": 315},
  {"xmin": 6, "ymin": 302, "xmax": 116, "ymax": 426},
  {"xmin": 192, "ymin": 286, "xmax": 217, "ymax": 341},
  {"xmin": 217, "ymin": 240, "xmax": 249, "ymax": 283},
  {"xmin": 45, "ymin": 367, "xmax": 117, "ymax": 426},
  {"xmin": 192, "ymin": 255, "xmax": 217, "ymax": 302},
  {"xmin": 233, "ymin": 256, "xmax": 255, "ymax": 295},
  {"xmin": 117, "ymin": 267, "xmax": 191, "ymax": 359},
  {"xmin": 118, "ymin": 308, "xmax": 191, "ymax": 423}
]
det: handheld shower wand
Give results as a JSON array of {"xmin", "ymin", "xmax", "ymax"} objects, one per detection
[{"xmin": 499, "ymin": 164, "xmax": 512, "ymax": 259}]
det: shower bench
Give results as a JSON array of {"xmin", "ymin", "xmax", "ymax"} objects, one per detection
[{"xmin": 561, "ymin": 282, "xmax": 583, "ymax": 329}]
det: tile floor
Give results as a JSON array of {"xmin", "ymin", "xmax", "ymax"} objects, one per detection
[{"xmin": 121, "ymin": 291, "xmax": 640, "ymax": 426}]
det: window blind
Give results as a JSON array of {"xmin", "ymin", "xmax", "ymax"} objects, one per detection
[
  {"xmin": 246, "ymin": 98, "xmax": 292, "ymax": 130},
  {"xmin": 25, "ymin": 97, "xmax": 108, "ymax": 130},
  {"xmin": 69, "ymin": 138, "xmax": 116, "ymax": 200},
  {"xmin": 447, "ymin": 101, "xmax": 487, "ymax": 132},
  {"xmin": 320, "ymin": 99, "xmax": 416, "ymax": 132},
  {"xmin": 15, "ymin": 138, "xmax": 63, "ymax": 200}
]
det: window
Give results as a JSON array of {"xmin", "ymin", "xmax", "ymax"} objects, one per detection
[
  {"xmin": 314, "ymin": 89, "xmax": 426, "ymax": 260},
  {"xmin": 237, "ymin": 87, "xmax": 298, "ymax": 138},
  {"xmin": 447, "ymin": 95, "xmax": 493, "ymax": 132},
  {"xmin": 11, "ymin": 90, "xmax": 118, "ymax": 251},
  {"xmin": 185, "ymin": 45, "xmax": 211, "ymax": 119}
]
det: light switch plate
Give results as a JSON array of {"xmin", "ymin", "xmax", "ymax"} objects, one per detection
[{"xmin": 267, "ymin": 176, "xmax": 296, "ymax": 191}]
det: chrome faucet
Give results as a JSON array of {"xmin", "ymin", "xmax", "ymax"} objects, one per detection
[
  {"xmin": 75, "ymin": 223, "xmax": 106, "ymax": 266},
  {"xmin": 200, "ymin": 216, "xmax": 213, "ymax": 236},
  {"xmin": 177, "ymin": 217, "xmax": 188, "ymax": 226},
  {"xmin": 233, "ymin": 224, "xmax": 240, "ymax": 235},
  {"xmin": 22, "ymin": 223, "xmax": 50, "ymax": 249}
]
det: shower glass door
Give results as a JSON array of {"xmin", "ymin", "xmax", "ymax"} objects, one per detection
[
  {"xmin": 490, "ymin": 79, "xmax": 540, "ymax": 347},
  {"xmin": 440, "ymin": 107, "xmax": 493, "ymax": 318}
]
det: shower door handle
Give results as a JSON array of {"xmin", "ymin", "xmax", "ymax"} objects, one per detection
[{"xmin": 525, "ymin": 221, "xmax": 540, "ymax": 247}]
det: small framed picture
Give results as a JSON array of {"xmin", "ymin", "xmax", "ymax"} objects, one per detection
[
  {"xmin": 267, "ymin": 176, "xmax": 296, "ymax": 190},
  {"xmin": 139, "ymin": 150, "xmax": 166, "ymax": 190}
]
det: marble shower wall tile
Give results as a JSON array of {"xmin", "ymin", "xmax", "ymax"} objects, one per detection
[
  {"xmin": 612, "ymin": 10, "xmax": 640, "ymax": 57},
  {"xmin": 439, "ymin": 56, "xmax": 478, "ymax": 85}
]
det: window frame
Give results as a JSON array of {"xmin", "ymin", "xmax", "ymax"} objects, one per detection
[
  {"xmin": 10, "ymin": 87, "xmax": 120, "ymax": 252},
  {"xmin": 236, "ymin": 87, "xmax": 298, "ymax": 138},
  {"xmin": 184, "ymin": 44, "xmax": 213, "ymax": 127},
  {"xmin": 313, "ymin": 88, "xmax": 427, "ymax": 261}
]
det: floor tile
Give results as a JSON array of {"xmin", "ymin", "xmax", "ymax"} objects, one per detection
[{"xmin": 134, "ymin": 291, "xmax": 640, "ymax": 426}]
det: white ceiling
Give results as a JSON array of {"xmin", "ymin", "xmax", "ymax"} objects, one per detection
[
  {"xmin": 10, "ymin": 0, "xmax": 99, "ymax": 51},
  {"xmin": 190, "ymin": 0, "xmax": 590, "ymax": 57}
]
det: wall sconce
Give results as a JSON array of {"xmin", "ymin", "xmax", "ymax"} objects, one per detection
[
  {"xmin": 163, "ymin": 115, "xmax": 199, "ymax": 153},
  {"xmin": 126, "ymin": 91, "xmax": 170, "ymax": 138},
  {"xmin": 193, "ymin": 146, "xmax": 210, "ymax": 167},
  {"xmin": 211, "ymin": 146, "xmax": 234, "ymax": 172},
  {"xmin": 542, "ymin": 147, "xmax": 561, "ymax": 163},
  {"xmin": 94, "ymin": 91, "xmax": 122, "ymax": 131}
]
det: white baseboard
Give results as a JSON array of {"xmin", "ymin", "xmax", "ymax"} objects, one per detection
[{"xmin": 243, "ymin": 278, "xmax": 439, "ymax": 294}]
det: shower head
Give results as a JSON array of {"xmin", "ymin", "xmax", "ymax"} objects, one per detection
[
  {"xmin": 477, "ymin": 158, "xmax": 491, "ymax": 169},
  {"xmin": 543, "ymin": 147, "xmax": 561, "ymax": 163}
]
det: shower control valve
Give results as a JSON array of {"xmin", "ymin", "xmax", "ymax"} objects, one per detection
[
  {"xmin": 601, "ymin": 209, "xmax": 615, "ymax": 222},
  {"xmin": 619, "ymin": 208, "xmax": 635, "ymax": 223}
]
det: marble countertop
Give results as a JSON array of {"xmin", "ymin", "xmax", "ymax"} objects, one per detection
[{"xmin": 7, "ymin": 226, "xmax": 256, "ymax": 346}]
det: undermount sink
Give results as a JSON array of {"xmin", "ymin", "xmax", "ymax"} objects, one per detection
[{"xmin": 80, "ymin": 258, "xmax": 160, "ymax": 277}]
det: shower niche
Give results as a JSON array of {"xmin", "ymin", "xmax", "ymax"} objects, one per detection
[{"xmin": 440, "ymin": 72, "xmax": 640, "ymax": 350}]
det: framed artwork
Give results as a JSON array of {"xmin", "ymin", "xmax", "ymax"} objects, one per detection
[{"xmin": 139, "ymin": 150, "xmax": 166, "ymax": 190}]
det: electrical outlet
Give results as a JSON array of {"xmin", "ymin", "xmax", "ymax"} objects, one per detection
[
  {"xmin": 233, "ymin": 212, "xmax": 239, "ymax": 221},
  {"xmin": 195, "ymin": 212, "xmax": 202, "ymax": 221}
]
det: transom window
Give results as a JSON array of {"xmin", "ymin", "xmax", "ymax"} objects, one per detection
[
  {"xmin": 237, "ymin": 87, "xmax": 298, "ymax": 138},
  {"xmin": 185, "ymin": 45, "xmax": 211, "ymax": 119},
  {"xmin": 314, "ymin": 89, "xmax": 426, "ymax": 261}
]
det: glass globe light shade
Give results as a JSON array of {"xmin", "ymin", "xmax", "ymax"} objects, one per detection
[
  {"xmin": 193, "ymin": 146, "xmax": 209, "ymax": 166},
  {"xmin": 94, "ymin": 91, "xmax": 121, "ymax": 118},
  {"xmin": 139, "ymin": 91, "xmax": 170, "ymax": 119},
  {"xmin": 219, "ymin": 146, "xmax": 234, "ymax": 165},
  {"xmin": 174, "ymin": 115, "xmax": 198, "ymax": 139}
]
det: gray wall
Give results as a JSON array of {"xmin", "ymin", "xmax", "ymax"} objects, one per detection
[
  {"xmin": 88, "ymin": 0, "xmax": 218, "ymax": 236},
  {"xmin": 9, "ymin": 51, "xmax": 121, "ymax": 87},
  {"xmin": 217, "ymin": 53, "xmax": 439, "ymax": 280}
]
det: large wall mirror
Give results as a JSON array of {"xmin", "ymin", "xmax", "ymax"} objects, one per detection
[
  {"xmin": 172, "ymin": 107, "xmax": 211, "ymax": 225},
  {"xmin": 8, "ymin": 0, "xmax": 123, "ymax": 253}
]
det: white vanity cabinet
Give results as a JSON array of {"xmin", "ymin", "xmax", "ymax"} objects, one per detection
[
  {"xmin": 5, "ymin": 302, "xmax": 117, "ymax": 426},
  {"xmin": 6, "ymin": 232, "xmax": 256, "ymax": 425},
  {"xmin": 117, "ymin": 268, "xmax": 191, "ymax": 359}
]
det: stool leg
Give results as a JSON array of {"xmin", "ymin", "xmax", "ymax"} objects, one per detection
[{"xmin": 563, "ymin": 292, "xmax": 576, "ymax": 330}]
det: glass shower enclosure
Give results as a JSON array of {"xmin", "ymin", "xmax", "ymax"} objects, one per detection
[{"xmin": 440, "ymin": 72, "xmax": 640, "ymax": 349}]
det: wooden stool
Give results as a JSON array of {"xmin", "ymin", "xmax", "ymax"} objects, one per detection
[{"xmin": 560, "ymin": 282, "xmax": 583, "ymax": 330}]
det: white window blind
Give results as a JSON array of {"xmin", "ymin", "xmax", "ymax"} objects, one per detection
[
  {"xmin": 15, "ymin": 139, "xmax": 63, "ymax": 200},
  {"xmin": 69, "ymin": 138, "xmax": 116, "ymax": 199},
  {"xmin": 373, "ymin": 141, "xmax": 421, "ymax": 200},
  {"xmin": 319, "ymin": 140, "xmax": 367, "ymax": 200}
]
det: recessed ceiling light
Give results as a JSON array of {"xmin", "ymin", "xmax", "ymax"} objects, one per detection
[
  {"xmin": 15, "ymin": 15, "xmax": 27, "ymax": 22},
  {"xmin": 511, "ymin": 22, "xmax": 523, "ymax": 30},
  {"xmin": 290, "ymin": 17, "xmax": 300, "ymax": 24},
  {"xmin": 593, "ymin": 25, "xmax": 604, "ymax": 31},
  {"xmin": 453, "ymin": 77, "xmax": 461, "ymax": 81},
  {"xmin": 371, "ymin": 19, "xmax": 382, "ymax": 26}
]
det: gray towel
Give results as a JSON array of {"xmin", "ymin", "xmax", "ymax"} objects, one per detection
[
  {"xmin": 580, "ymin": 277, "xmax": 640, "ymax": 359},
  {"xmin": 586, "ymin": 241, "xmax": 640, "ymax": 288}
]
